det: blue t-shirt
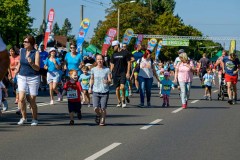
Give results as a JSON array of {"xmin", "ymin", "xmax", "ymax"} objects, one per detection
[
  {"xmin": 203, "ymin": 73, "xmax": 214, "ymax": 86},
  {"xmin": 169, "ymin": 64, "xmax": 174, "ymax": 70},
  {"xmin": 44, "ymin": 58, "xmax": 61, "ymax": 72},
  {"xmin": 223, "ymin": 56, "xmax": 240, "ymax": 76},
  {"xmin": 65, "ymin": 52, "xmax": 82, "ymax": 76},
  {"xmin": 79, "ymin": 73, "xmax": 91, "ymax": 90},
  {"xmin": 161, "ymin": 79, "xmax": 174, "ymax": 96},
  {"xmin": 91, "ymin": 67, "xmax": 110, "ymax": 93},
  {"xmin": 40, "ymin": 51, "xmax": 49, "ymax": 68}
]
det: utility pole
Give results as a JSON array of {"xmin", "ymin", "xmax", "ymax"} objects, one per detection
[{"xmin": 42, "ymin": 0, "xmax": 46, "ymax": 42}]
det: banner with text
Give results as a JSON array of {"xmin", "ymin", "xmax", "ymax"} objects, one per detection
[
  {"xmin": 122, "ymin": 28, "xmax": 134, "ymax": 45},
  {"xmin": 77, "ymin": 18, "xmax": 90, "ymax": 52},
  {"xmin": 44, "ymin": 8, "xmax": 55, "ymax": 49},
  {"xmin": 162, "ymin": 39, "xmax": 189, "ymax": 46},
  {"xmin": 229, "ymin": 39, "xmax": 236, "ymax": 54},
  {"xmin": 101, "ymin": 28, "xmax": 117, "ymax": 56}
]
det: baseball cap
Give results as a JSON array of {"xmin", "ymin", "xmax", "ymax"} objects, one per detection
[
  {"xmin": 164, "ymin": 72, "xmax": 170, "ymax": 76},
  {"xmin": 178, "ymin": 49, "xmax": 185, "ymax": 54},
  {"xmin": 112, "ymin": 40, "xmax": 119, "ymax": 47},
  {"xmin": 49, "ymin": 47, "xmax": 56, "ymax": 53}
]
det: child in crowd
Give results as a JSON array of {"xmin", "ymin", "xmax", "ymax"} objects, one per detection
[
  {"xmin": 120, "ymin": 79, "xmax": 130, "ymax": 105},
  {"xmin": 0, "ymin": 81, "xmax": 8, "ymax": 115},
  {"xmin": 62, "ymin": 70, "xmax": 83, "ymax": 125},
  {"xmin": 161, "ymin": 72, "xmax": 175, "ymax": 107},
  {"xmin": 157, "ymin": 68, "xmax": 165, "ymax": 97},
  {"xmin": 203, "ymin": 68, "xmax": 215, "ymax": 100},
  {"xmin": 79, "ymin": 66, "xmax": 91, "ymax": 107}
]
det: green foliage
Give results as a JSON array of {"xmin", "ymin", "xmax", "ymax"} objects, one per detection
[
  {"xmin": 52, "ymin": 22, "xmax": 60, "ymax": 35},
  {"xmin": 60, "ymin": 18, "xmax": 72, "ymax": 36},
  {"xmin": 0, "ymin": 0, "xmax": 33, "ymax": 45}
]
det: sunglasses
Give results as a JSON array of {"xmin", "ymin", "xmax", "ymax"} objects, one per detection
[{"xmin": 24, "ymin": 41, "xmax": 30, "ymax": 43}]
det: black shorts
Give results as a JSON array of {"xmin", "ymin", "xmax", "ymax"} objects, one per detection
[
  {"xmin": 39, "ymin": 68, "xmax": 47, "ymax": 76},
  {"xmin": 68, "ymin": 101, "xmax": 81, "ymax": 113},
  {"xmin": 113, "ymin": 75, "xmax": 126, "ymax": 88},
  {"xmin": 205, "ymin": 85, "xmax": 212, "ymax": 90}
]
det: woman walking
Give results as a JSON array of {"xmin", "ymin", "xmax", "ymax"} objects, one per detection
[
  {"xmin": 16, "ymin": 35, "xmax": 40, "ymax": 126},
  {"xmin": 44, "ymin": 47, "xmax": 62, "ymax": 105},
  {"xmin": 89, "ymin": 54, "xmax": 111, "ymax": 126},
  {"xmin": 174, "ymin": 52, "xmax": 194, "ymax": 109}
]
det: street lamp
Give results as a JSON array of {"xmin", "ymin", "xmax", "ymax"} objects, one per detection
[{"xmin": 117, "ymin": 0, "xmax": 136, "ymax": 41}]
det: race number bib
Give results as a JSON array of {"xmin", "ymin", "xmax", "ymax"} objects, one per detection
[{"xmin": 67, "ymin": 90, "xmax": 78, "ymax": 99}]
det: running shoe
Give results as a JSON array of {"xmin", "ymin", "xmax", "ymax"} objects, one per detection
[
  {"xmin": 17, "ymin": 118, "xmax": 27, "ymax": 125},
  {"xmin": 116, "ymin": 102, "xmax": 122, "ymax": 107},
  {"xmin": 50, "ymin": 100, "xmax": 54, "ymax": 105},
  {"xmin": 31, "ymin": 120, "xmax": 38, "ymax": 126},
  {"xmin": 57, "ymin": 93, "xmax": 63, "ymax": 101},
  {"xmin": 228, "ymin": 100, "xmax": 233, "ymax": 105},
  {"xmin": 16, "ymin": 109, "xmax": 21, "ymax": 115},
  {"xmin": 126, "ymin": 97, "xmax": 130, "ymax": 103},
  {"xmin": 166, "ymin": 103, "xmax": 170, "ymax": 107},
  {"xmin": 122, "ymin": 103, "xmax": 127, "ymax": 108},
  {"xmin": 162, "ymin": 103, "xmax": 166, "ymax": 107},
  {"xmin": 95, "ymin": 115, "xmax": 101, "ymax": 124},
  {"xmin": 77, "ymin": 111, "xmax": 82, "ymax": 120},
  {"xmin": 69, "ymin": 120, "xmax": 74, "ymax": 125},
  {"xmin": 87, "ymin": 103, "xmax": 91, "ymax": 107},
  {"xmin": 232, "ymin": 100, "xmax": 236, "ymax": 105},
  {"xmin": 138, "ymin": 103, "xmax": 144, "ymax": 108},
  {"xmin": 147, "ymin": 102, "xmax": 151, "ymax": 108},
  {"xmin": 182, "ymin": 104, "xmax": 187, "ymax": 109}
]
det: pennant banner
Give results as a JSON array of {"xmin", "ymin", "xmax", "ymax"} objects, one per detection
[
  {"xmin": 101, "ymin": 28, "xmax": 117, "ymax": 56},
  {"xmin": 147, "ymin": 38, "xmax": 157, "ymax": 52},
  {"xmin": 44, "ymin": 8, "xmax": 55, "ymax": 49},
  {"xmin": 156, "ymin": 40, "xmax": 163, "ymax": 60},
  {"xmin": 134, "ymin": 34, "xmax": 144, "ymax": 49},
  {"xmin": 162, "ymin": 39, "xmax": 189, "ymax": 46},
  {"xmin": 77, "ymin": 18, "xmax": 90, "ymax": 52},
  {"xmin": 229, "ymin": 39, "xmax": 236, "ymax": 54},
  {"xmin": 122, "ymin": 28, "xmax": 134, "ymax": 45}
]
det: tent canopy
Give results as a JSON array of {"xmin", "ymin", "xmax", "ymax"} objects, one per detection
[
  {"xmin": 210, "ymin": 50, "xmax": 222, "ymax": 61},
  {"xmin": 86, "ymin": 44, "xmax": 101, "ymax": 54}
]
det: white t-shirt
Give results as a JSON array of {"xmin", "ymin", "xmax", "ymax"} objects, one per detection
[
  {"xmin": 0, "ymin": 36, "xmax": 6, "ymax": 52},
  {"xmin": 138, "ymin": 58, "xmax": 154, "ymax": 78}
]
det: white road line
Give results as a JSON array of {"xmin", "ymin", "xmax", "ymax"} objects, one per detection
[
  {"xmin": 172, "ymin": 107, "xmax": 183, "ymax": 113},
  {"xmin": 191, "ymin": 100, "xmax": 199, "ymax": 103},
  {"xmin": 2, "ymin": 99, "xmax": 67, "ymax": 113},
  {"xmin": 140, "ymin": 119, "xmax": 162, "ymax": 130},
  {"xmin": 213, "ymin": 90, "xmax": 218, "ymax": 93},
  {"xmin": 84, "ymin": 143, "xmax": 121, "ymax": 160}
]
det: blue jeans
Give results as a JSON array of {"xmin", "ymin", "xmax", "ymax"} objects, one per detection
[
  {"xmin": 138, "ymin": 76, "xmax": 153, "ymax": 104},
  {"xmin": 179, "ymin": 82, "xmax": 192, "ymax": 104}
]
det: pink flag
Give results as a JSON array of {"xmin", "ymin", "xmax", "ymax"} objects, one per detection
[
  {"xmin": 101, "ymin": 28, "xmax": 117, "ymax": 56},
  {"xmin": 43, "ymin": 8, "xmax": 55, "ymax": 49}
]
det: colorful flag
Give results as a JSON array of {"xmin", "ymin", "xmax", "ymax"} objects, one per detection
[
  {"xmin": 122, "ymin": 28, "xmax": 134, "ymax": 45},
  {"xmin": 229, "ymin": 39, "xmax": 236, "ymax": 54},
  {"xmin": 43, "ymin": 8, "xmax": 55, "ymax": 49},
  {"xmin": 101, "ymin": 28, "xmax": 117, "ymax": 56},
  {"xmin": 156, "ymin": 40, "xmax": 163, "ymax": 60},
  {"xmin": 147, "ymin": 38, "xmax": 157, "ymax": 52},
  {"xmin": 134, "ymin": 34, "xmax": 144, "ymax": 49},
  {"xmin": 77, "ymin": 18, "xmax": 90, "ymax": 52}
]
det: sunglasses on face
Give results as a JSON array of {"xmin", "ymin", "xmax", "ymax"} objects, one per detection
[{"xmin": 24, "ymin": 41, "xmax": 29, "ymax": 44}]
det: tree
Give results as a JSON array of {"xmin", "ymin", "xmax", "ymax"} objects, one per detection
[
  {"xmin": 60, "ymin": 18, "xmax": 72, "ymax": 36},
  {"xmin": 0, "ymin": 0, "xmax": 33, "ymax": 45},
  {"xmin": 52, "ymin": 22, "xmax": 60, "ymax": 35}
]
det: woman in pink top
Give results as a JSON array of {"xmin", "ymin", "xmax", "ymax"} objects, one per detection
[
  {"xmin": 174, "ymin": 52, "xmax": 194, "ymax": 109},
  {"xmin": 8, "ymin": 47, "xmax": 20, "ymax": 104}
]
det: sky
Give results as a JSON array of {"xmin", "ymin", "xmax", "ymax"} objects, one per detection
[{"xmin": 29, "ymin": 0, "xmax": 240, "ymax": 50}]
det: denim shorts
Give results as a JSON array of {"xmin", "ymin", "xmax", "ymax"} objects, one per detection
[
  {"xmin": 47, "ymin": 71, "xmax": 60, "ymax": 84},
  {"xmin": 92, "ymin": 92, "xmax": 109, "ymax": 109},
  {"xmin": 17, "ymin": 75, "xmax": 40, "ymax": 96}
]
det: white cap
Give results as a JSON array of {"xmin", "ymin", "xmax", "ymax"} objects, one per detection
[
  {"xmin": 49, "ymin": 47, "xmax": 56, "ymax": 53},
  {"xmin": 112, "ymin": 40, "xmax": 119, "ymax": 47}
]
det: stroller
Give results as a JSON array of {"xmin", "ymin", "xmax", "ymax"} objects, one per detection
[{"xmin": 217, "ymin": 77, "xmax": 228, "ymax": 100}]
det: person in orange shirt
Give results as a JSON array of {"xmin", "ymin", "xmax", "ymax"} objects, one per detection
[{"xmin": 8, "ymin": 47, "xmax": 20, "ymax": 104}]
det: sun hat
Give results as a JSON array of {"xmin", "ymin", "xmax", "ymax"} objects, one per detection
[
  {"xmin": 49, "ymin": 47, "xmax": 56, "ymax": 53},
  {"xmin": 112, "ymin": 40, "xmax": 119, "ymax": 47}
]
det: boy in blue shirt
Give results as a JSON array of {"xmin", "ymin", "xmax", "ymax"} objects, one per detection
[
  {"xmin": 203, "ymin": 68, "xmax": 215, "ymax": 100},
  {"xmin": 161, "ymin": 72, "xmax": 175, "ymax": 107},
  {"xmin": 79, "ymin": 66, "xmax": 91, "ymax": 107}
]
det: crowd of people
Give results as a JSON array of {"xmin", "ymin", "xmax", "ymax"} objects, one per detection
[{"xmin": 0, "ymin": 35, "xmax": 239, "ymax": 126}]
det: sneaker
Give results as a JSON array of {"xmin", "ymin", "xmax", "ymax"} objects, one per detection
[
  {"xmin": 228, "ymin": 100, "xmax": 233, "ymax": 105},
  {"xmin": 182, "ymin": 104, "xmax": 187, "ymax": 109},
  {"xmin": 77, "ymin": 111, "xmax": 82, "ymax": 120},
  {"xmin": 126, "ymin": 97, "xmax": 130, "ymax": 103},
  {"xmin": 162, "ymin": 103, "xmax": 166, "ymax": 107},
  {"xmin": 87, "ymin": 103, "xmax": 91, "ymax": 107},
  {"xmin": 166, "ymin": 103, "xmax": 170, "ymax": 107},
  {"xmin": 147, "ymin": 102, "xmax": 151, "ymax": 108},
  {"xmin": 122, "ymin": 103, "xmax": 127, "ymax": 108},
  {"xmin": 17, "ymin": 118, "xmax": 27, "ymax": 125},
  {"xmin": 57, "ymin": 93, "xmax": 63, "ymax": 101},
  {"xmin": 129, "ymin": 90, "xmax": 132, "ymax": 96},
  {"xmin": 232, "ymin": 100, "xmax": 236, "ymax": 105},
  {"xmin": 31, "ymin": 119, "xmax": 38, "ymax": 126},
  {"xmin": 160, "ymin": 94, "xmax": 163, "ymax": 98},
  {"xmin": 2, "ymin": 101, "xmax": 8, "ymax": 111},
  {"xmin": 16, "ymin": 109, "xmax": 21, "ymax": 115},
  {"xmin": 208, "ymin": 97, "xmax": 212, "ymax": 101},
  {"xmin": 50, "ymin": 100, "xmax": 54, "ymax": 105},
  {"xmin": 204, "ymin": 95, "xmax": 208, "ymax": 100},
  {"xmin": 138, "ymin": 103, "xmax": 144, "ymax": 108},
  {"xmin": 69, "ymin": 120, "xmax": 74, "ymax": 125},
  {"xmin": 116, "ymin": 102, "xmax": 122, "ymax": 107}
]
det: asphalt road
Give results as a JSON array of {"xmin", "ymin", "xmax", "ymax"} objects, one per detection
[{"xmin": 1, "ymin": 76, "xmax": 240, "ymax": 160}]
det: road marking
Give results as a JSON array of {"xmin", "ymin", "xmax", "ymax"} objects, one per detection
[
  {"xmin": 193, "ymin": 77, "xmax": 199, "ymax": 79},
  {"xmin": 213, "ymin": 90, "xmax": 218, "ymax": 93},
  {"xmin": 172, "ymin": 108, "xmax": 183, "ymax": 113},
  {"xmin": 3, "ymin": 99, "xmax": 67, "ymax": 113},
  {"xmin": 84, "ymin": 143, "xmax": 121, "ymax": 160},
  {"xmin": 140, "ymin": 119, "xmax": 162, "ymax": 130},
  {"xmin": 191, "ymin": 100, "xmax": 199, "ymax": 103}
]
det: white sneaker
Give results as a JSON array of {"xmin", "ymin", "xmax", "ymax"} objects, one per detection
[
  {"xmin": 50, "ymin": 100, "xmax": 54, "ymax": 105},
  {"xmin": 17, "ymin": 118, "xmax": 27, "ymax": 125},
  {"xmin": 31, "ymin": 119, "xmax": 38, "ymax": 126},
  {"xmin": 57, "ymin": 93, "xmax": 63, "ymax": 101},
  {"xmin": 88, "ymin": 103, "xmax": 91, "ymax": 107},
  {"xmin": 122, "ymin": 103, "xmax": 127, "ymax": 108}
]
